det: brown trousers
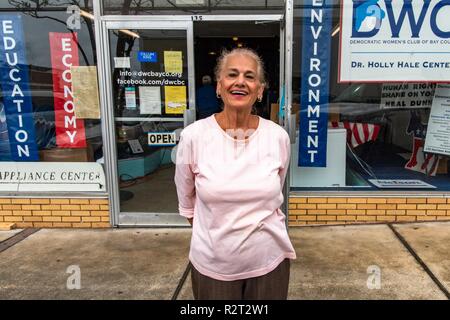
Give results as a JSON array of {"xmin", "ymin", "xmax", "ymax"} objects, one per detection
[{"xmin": 191, "ymin": 259, "xmax": 290, "ymax": 300}]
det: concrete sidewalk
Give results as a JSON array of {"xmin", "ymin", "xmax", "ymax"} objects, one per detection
[{"xmin": 0, "ymin": 222, "xmax": 449, "ymax": 300}]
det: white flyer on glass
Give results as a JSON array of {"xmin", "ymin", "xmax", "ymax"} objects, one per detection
[
  {"xmin": 125, "ymin": 87, "xmax": 136, "ymax": 109},
  {"xmin": 114, "ymin": 57, "xmax": 130, "ymax": 69},
  {"xmin": 139, "ymin": 86, "xmax": 161, "ymax": 114},
  {"xmin": 339, "ymin": 0, "xmax": 450, "ymax": 82},
  {"xmin": 424, "ymin": 84, "xmax": 450, "ymax": 156}
]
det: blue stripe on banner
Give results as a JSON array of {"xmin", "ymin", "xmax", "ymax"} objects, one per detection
[
  {"xmin": 0, "ymin": 14, "xmax": 39, "ymax": 161},
  {"xmin": 299, "ymin": 1, "xmax": 333, "ymax": 167}
]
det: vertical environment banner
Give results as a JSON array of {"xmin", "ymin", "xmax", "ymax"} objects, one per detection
[
  {"xmin": 0, "ymin": 14, "xmax": 39, "ymax": 161},
  {"xmin": 299, "ymin": 0, "xmax": 333, "ymax": 167},
  {"xmin": 49, "ymin": 32, "xmax": 86, "ymax": 148}
]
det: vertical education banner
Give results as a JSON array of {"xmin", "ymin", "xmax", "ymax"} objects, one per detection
[
  {"xmin": 299, "ymin": 0, "xmax": 333, "ymax": 167},
  {"xmin": 49, "ymin": 32, "xmax": 86, "ymax": 148},
  {"xmin": 0, "ymin": 14, "xmax": 39, "ymax": 161},
  {"xmin": 340, "ymin": 0, "xmax": 450, "ymax": 82}
]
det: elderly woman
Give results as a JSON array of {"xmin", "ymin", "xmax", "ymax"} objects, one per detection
[{"xmin": 175, "ymin": 48, "xmax": 296, "ymax": 300}]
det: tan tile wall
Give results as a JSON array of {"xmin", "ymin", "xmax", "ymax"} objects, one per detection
[
  {"xmin": 288, "ymin": 197, "xmax": 450, "ymax": 226},
  {"xmin": 0, "ymin": 198, "xmax": 110, "ymax": 228}
]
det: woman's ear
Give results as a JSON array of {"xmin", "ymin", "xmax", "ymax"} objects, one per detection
[
  {"xmin": 216, "ymin": 81, "xmax": 222, "ymax": 96},
  {"xmin": 257, "ymin": 84, "xmax": 265, "ymax": 98}
]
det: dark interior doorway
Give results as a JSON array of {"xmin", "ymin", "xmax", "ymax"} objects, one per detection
[{"xmin": 194, "ymin": 21, "xmax": 280, "ymax": 119}]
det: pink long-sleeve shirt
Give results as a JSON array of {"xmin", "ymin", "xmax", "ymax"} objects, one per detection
[{"xmin": 174, "ymin": 114, "xmax": 296, "ymax": 281}]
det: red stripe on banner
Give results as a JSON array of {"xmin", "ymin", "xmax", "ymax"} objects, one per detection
[
  {"xmin": 352, "ymin": 123, "xmax": 363, "ymax": 147},
  {"xmin": 372, "ymin": 124, "xmax": 380, "ymax": 142},
  {"xmin": 343, "ymin": 121, "xmax": 352, "ymax": 144},
  {"xmin": 49, "ymin": 32, "xmax": 86, "ymax": 148},
  {"xmin": 428, "ymin": 156, "xmax": 439, "ymax": 176},
  {"xmin": 362, "ymin": 123, "xmax": 370, "ymax": 142}
]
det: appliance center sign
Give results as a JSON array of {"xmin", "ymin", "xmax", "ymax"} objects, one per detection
[
  {"xmin": 339, "ymin": 0, "xmax": 450, "ymax": 82},
  {"xmin": 0, "ymin": 162, "xmax": 106, "ymax": 192}
]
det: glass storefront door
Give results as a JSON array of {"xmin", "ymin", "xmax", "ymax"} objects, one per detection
[
  {"xmin": 98, "ymin": 12, "xmax": 291, "ymax": 227},
  {"xmin": 103, "ymin": 20, "xmax": 195, "ymax": 226}
]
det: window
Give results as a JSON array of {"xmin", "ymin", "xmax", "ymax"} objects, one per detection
[
  {"xmin": 0, "ymin": 2, "xmax": 104, "ymax": 192},
  {"xmin": 291, "ymin": 0, "xmax": 450, "ymax": 192}
]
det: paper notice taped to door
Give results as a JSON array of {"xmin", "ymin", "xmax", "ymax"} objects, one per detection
[
  {"xmin": 125, "ymin": 87, "xmax": 136, "ymax": 109},
  {"xmin": 165, "ymin": 86, "xmax": 186, "ymax": 114},
  {"xmin": 114, "ymin": 57, "xmax": 130, "ymax": 69},
  {"xmin": 139, "ymin": 86, "xmax": 161, "ymax": 114},
  {"xmin": 164, "ymin": 51, "xmax": 182, "ymax": 74},
  {"xmin": 71, "ymin": 66, "xmax": 100, "ymax": 119}
]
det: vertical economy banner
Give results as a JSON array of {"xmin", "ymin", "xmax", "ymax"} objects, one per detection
[
  {"xmin": 49, "ymin": 32, "xmax": 86, "ymax": 148},
  {"xmin": 0, "ymin": 14, "xmax": 39, "ymax": 161},
  {"xmin": 339, "ymin": 0, "xmax": 450, "ymax": 82},
  {"xmin": 299, "ymin": 0, "xmax": 333, "ymax": 167}
]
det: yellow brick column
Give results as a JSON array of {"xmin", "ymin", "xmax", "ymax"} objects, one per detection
[
  {"xmin": 0, "ymin": 198, "xmax": 111, "ymax": 228},
  {"xmin": 288, "ymin": 196, "xmax": 450, "ymax": 226}
]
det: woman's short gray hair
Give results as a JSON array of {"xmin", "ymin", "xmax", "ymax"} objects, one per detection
[{"xmin": 214, "ymin": 48, "xmax": 267, "ymax": 88}]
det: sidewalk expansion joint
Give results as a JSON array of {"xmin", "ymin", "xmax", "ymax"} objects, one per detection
[
  {"xmin": 171, "ymin": 262, "xmax": 192, "ymax": 300},
  {"xmin": 0, "ymin": 228, "xmax": 41, "ymax": 254},
  {"xmin": 388, "ymin": 223, "xmax": 450, "ymax": 300}
]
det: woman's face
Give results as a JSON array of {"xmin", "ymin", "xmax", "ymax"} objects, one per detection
[{"xmin": 216, "ymin": 54, "xmax": 264, "ymax": 111}]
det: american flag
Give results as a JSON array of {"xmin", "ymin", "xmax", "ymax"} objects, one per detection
[
  {"xmin": 404, "ymin": 110, "xmax": 440, "ymax": 176},
  {"xmin": 330, "ymin": 121, "xmax": 381, "ymax": 148}
]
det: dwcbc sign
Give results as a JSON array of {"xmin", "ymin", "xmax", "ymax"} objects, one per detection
[
  {"xmin": 339, "ymin": 0, "xmax": 450, "ymax": 82},
  {"xmin": 351, "ymin": 0, "xmax": 449, "ymax": 38}
]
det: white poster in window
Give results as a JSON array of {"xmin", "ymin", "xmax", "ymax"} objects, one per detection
[
  {"xmin": 139, "ymin": 86, "xmax": 161, "ymax": 114},
  {"xmin": 114, "ymin": 57, "xmax": 130, "ymax": 69},
  {"xmin": 339, "ymin": 0, "xmax": 450, "ymax": 82},
  {"xmin": 125, "ymin": 87, "xmax": 136, "ymax": 109},
  {"xmin": 424, "ymin": 84, "xmax": 450, "ymax": 156},
  {"xmin": 380, "ymin": 83, "xmax": 435, "ymax": 109}
]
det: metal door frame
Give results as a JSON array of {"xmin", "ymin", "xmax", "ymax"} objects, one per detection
[{"xmin": 93, "ymin": 1, "xmax": 291, "ymax": 227}]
